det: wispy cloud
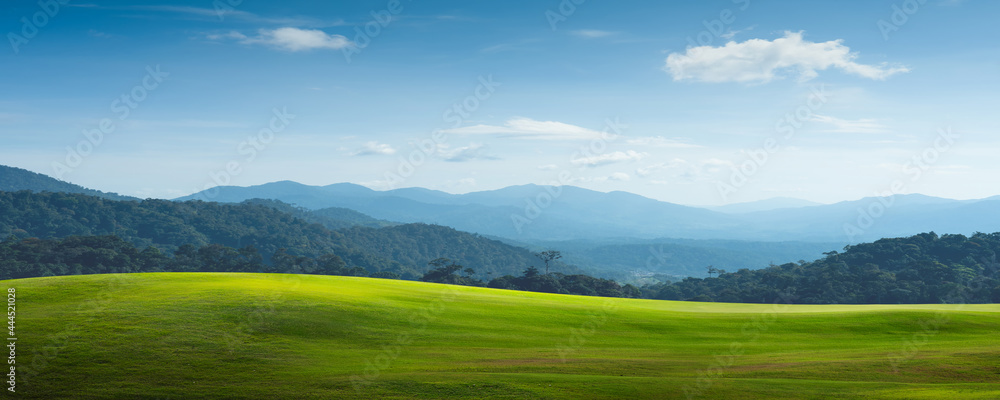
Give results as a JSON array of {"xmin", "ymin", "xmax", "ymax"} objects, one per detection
[
  {"xmin": 442, "ymin": 177, "xmax": 477, "ymax": 189},
  {"xmin": 140, "ymin": 5, "xmax": 230, "ymax": 17},
  {"xmin": 606, "ymin": 172, "xmax": 631, "ymax": 181},
  {"xmin": 571, "ymin": 150, "xmax": 647, "ymax": 167},
  {"xmin": 133, "ymin": 5, "xmax": 342, "ymax": 27},
  {"xmin": 810, "ymin": 114, "xmax": 892, "ymax": 134},
  {"xmin": 624, "ymin": 136, "xmax": 701, "ymax": 148},
  {"xmin": 665, "ymin": 31, "xmax": 910, "ymax": 83},
  {"xmin": 443, "ymin": 117, "xmax": 608, "ymax": 141},
  {"xmin": 351, "ymin": 141, "xmax": 396, "ymax": 156},
  {"xmin": 217, "ymin": 27, "xmax": 352, "ymax": 51},
  {"xmin": 570, "ymin": 29, "xmax": 616, "ymax": 38},
  {"xmin": 118, "ymin": 119, "xmax": 249, "ymax": 130},
  {"xmin": 720, "ymin": 25, "xmax": 756, "ymax": 40},
  {"xmin": 436, "ymin": 143, "xmax": 497, "ymax": 162},
  {"xmin": 88, "ymin": 29, "xmax": 113, "ymax": 39},
  {"xmin": 636, "ymin": 158, "xmax": 732, "ymax": 183},
  {"xmin": 566, "ymin": 172, "xmax": 633, "ymax": 184},
  {"xmin": 480, "ymin": 38, "xmax": 540, "ymax": 54},
  {"xmin": 206, "ymin": 31, "xmax": 249, "ymax": 41}
]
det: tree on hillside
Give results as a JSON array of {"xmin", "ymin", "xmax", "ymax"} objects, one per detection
[
  {"xmin": 421, "ymin": 258, "xmax": 483, "ymax": 286},
  {"xmin": 536, "ymin": 250, "xmax": 562, "ymax": 275}
]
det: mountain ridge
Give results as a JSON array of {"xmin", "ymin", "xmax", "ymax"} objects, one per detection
[
  {"xmin": 175, "ymin": 180, "xmax": 1000, "ymax": 243},
  {"xmin": 0, "ymin": 165, "xmax": 137, "ymax": 201}
]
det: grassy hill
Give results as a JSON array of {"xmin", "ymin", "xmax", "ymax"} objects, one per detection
[{"xmin": 7, "ymin": 273, "xmax": 999, "ymax": 399}]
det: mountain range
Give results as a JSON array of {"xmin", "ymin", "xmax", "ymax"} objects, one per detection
[
  {"xmin": 0, "ymin": 165, "xmax": 137, "ymax": 201},
  {"xmin": 6, "ymin": 164, "xmax": 998, "ymax": 279},
  {"xmin": 177, "ymin": 180, "xmax": 1000, "ymax": 244}
]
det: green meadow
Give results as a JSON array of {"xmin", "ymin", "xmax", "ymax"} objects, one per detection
[{"xmin": 5, "ymin": 273, "xmax": 998, "ymax": 399}]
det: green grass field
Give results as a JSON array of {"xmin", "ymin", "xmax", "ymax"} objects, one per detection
[{"xmin": 4, "ymin": 273, "xmax": 998, "ymax": 399}]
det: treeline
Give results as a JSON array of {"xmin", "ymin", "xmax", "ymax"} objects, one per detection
[
  {"xmin": 642, "ymin": 232, "xmax": 1000, "ymax": 304},
  {"xmin": 0, "ymin": 236, "xmax": 639, "ymax": 298},
  {"xmin": 0, "ymin": 191, "xmax": 571, "ymax": 280},
  {"xmin": 420, "ymin": 258, "xmax": 641, "ymax": 298},
  {"xmin": 0, "ymin": 235, "xmax": 372, "ymax": 280}
]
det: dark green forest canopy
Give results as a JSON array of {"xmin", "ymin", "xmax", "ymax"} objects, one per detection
[
  {"xmin": 644, "ymin": 232, "xmax": 1000, "ymax": 304},
  {"xmin": 0, "ymin": 191, "xmax": 572, "ymax": 280}
]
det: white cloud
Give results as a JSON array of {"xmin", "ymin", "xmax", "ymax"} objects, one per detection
[
  {"xmin": 567, "ymin": 172, "xmax": 633, "ymax": 184},
  {"xmin": 720, "ymin": 25, "xmax": 755, "ymax": 40},
  {"xmin": 436, "ymin": 143, "xmax": 497, "ymax": 162},
  {"xmin": 442, "ymin": 178, "xmax": 478, "ymax": 189},
  {"xmin": 809, "ymin": 114, "xmax": 891, "ymax": 134},
  {"xmin": 624, "ymin": 136, "xmax": 701, "ymax": 148},
  {"xmin": 665, "ymin": 31, "xmax": 909, "ymax": 83},
  {"xmin": 88, "ymin": 29, "xmax": 112, "ymax": 39},
  {"xmin": 139, "ymin": 5, "xmax": 339, "ymax": 27},
  {"xmin": 351, "ymin": 141, "xmax": 396, "ymax": 156},
  {"xmin": 141, "ymin": 5, "xmax": 235, "ymax": 17},
  {"xmin": 443, "ymin": 117, "xmax": 608, "ymax": 140},
  {"xmin": 571, "ymin": 150, "xmax": 647, "ymax": 167},
  {"xmin": 571, "ymin": 29, "xmax": 616, "ymax": 38},
  {"xmin": 206, "ymin": 31, "xmax": 248, "ymax": 41},
  {"xmin": 607, "ymin": 172, "xmax": 631, "ymax": 181},
  {"xmin": 537, "ymin": 164, "xmax": 559, "ymax": 171},
  {"xmin": 636, "ymin": 158, "xmax": 733, "ymax": 183},
  {"xmin": 239, "ymin": 27, "xmax": 351, "ymax": 51},
  {"xmin": 118, "ymin": 119, "xmax": 249, "ymax": 131},
  {"xmin": 480, "ymin": 38, "xmax": 541, "ymax": 54}
]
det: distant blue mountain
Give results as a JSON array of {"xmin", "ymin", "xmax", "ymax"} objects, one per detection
[
  {"xmin": 0, "ymin": 165, "xmax": 137, "ymax": 201},
  {"xmin": 176, "ymin": 181, "xmax": 1000, "ymax": 244}
]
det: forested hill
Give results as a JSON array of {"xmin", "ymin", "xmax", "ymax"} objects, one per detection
[
  {"xmin": 645, "ymin": 232, "xmax": 1000, "ymax": 304},
  {"xmin": 0, "ymin": 165, "xmax": 136, "ymax": 201},
  {"xmin": 241, "ymin": 198, "xmax": 396, "ymax": 230},
  {"xmin": 0, "ymin": 191, "xmax": 569, "ymax": 280}
]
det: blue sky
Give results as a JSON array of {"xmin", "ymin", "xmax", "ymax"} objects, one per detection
[{"xmin": 2, "ymin": 0, "xmax": 997, "ymax": 205}]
